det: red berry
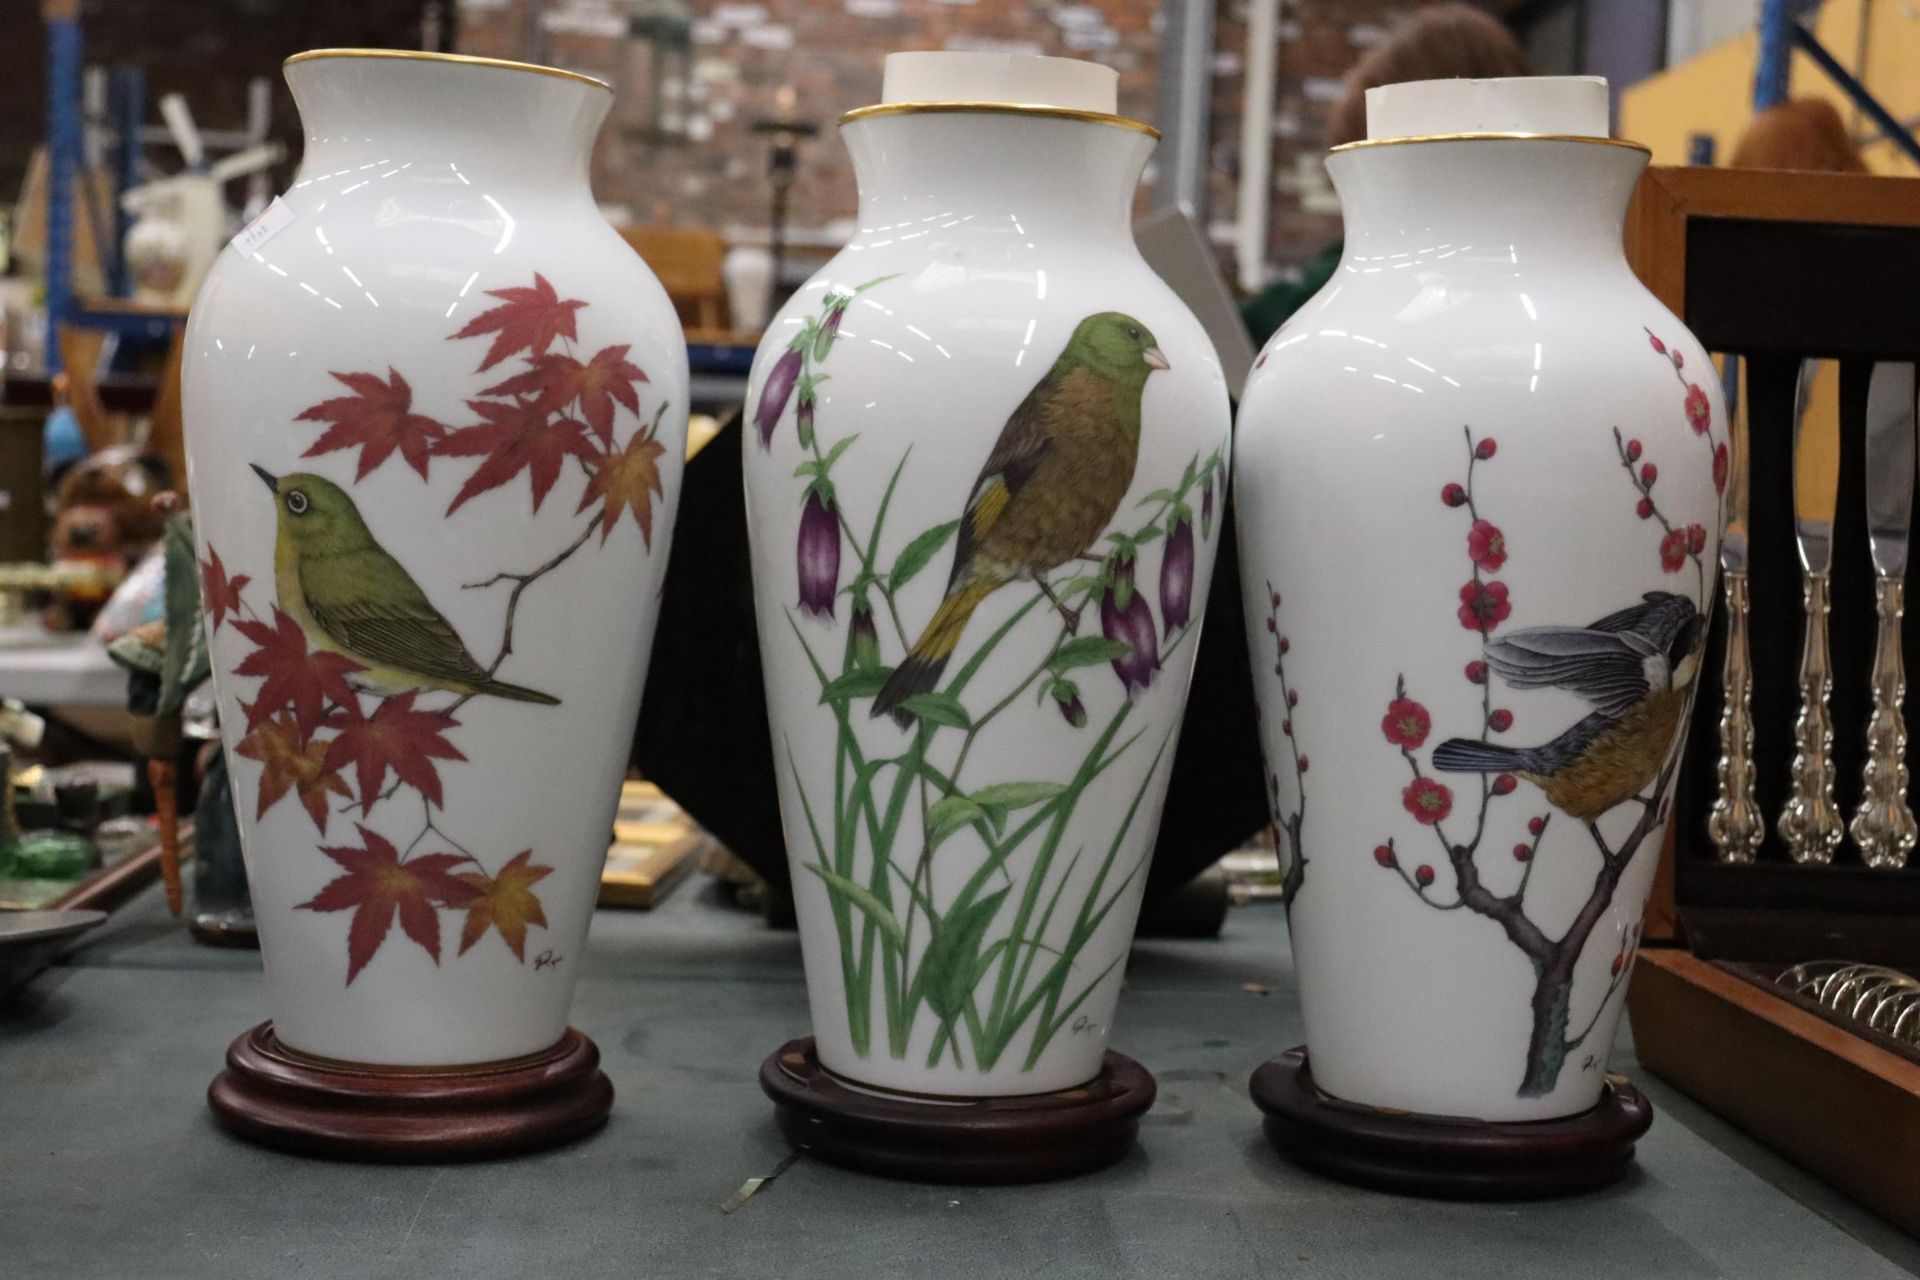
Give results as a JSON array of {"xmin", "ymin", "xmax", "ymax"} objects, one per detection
[
  {"xmin": 1671, "ymin": 349, "xmax": 1684, "ymax": 370},
  {"xmin": 1610, "ymin": 953, "xmax": 1626, "ymax": 976},
  {"xmin": 1271, "ymin": 590, "xmax": 1281, "ymax": 608},
  {"xmin": 1647, "ymin": 332, "xmax": 1666, "ymax": 355},
  {"xmin": 1636, "ymin": 497, "xmax": 1654, "ymax": 520},
  {"xmin": 1281, "ymin": 718, "xmax": 1292, "ymax": 736},
  {"xmin": 1288, "ymin": 689, "xmax": 1299, "ymax": 707},
  {"xmin": 1488, "ymin": 709, "xmax": 1513, "ymax": 732},
  {"xmin": 1279, "ymin": 636, "xmax": 1291, "ymax": 654},
  {"xmin": 1415, "ymin": 864, "xmax": 1435, "ymax": 887},
  {"xmin": 1492, "ymin": 772, "xmax": 1517, "ymax": 796},
  {"xmin": 1465, "ymin": 660, "xmax": 1488, "ymax": 684},
  {"xmin": 1441, "ymin": 482, "xmax": 1468, "ymax": 507},
  {"xmin": 1686, "ymin": 523, "xmax": 1707, "ymax": 554},
  {"xmin": 1513, "ymin": 843, "xmax": 1532, "ymax": 862},
  {"xmin": 1266, "ymin": 617, "xmax": 1276, "ymax": 632},
  {"xmin": 1640, "ymin": 462, "xmax": 1658, "ymax": 486},
  {"xmin": 1625, "ymin": 438, "xmax": 1643, "ymax": 461},
  {"xmin": 1528, "ymin": 815, "xmax": 1547, "ymax": 836},
  {"xmin": 1274, "ymin": 663, "xmax": 1284, "ymax": 676},
  {"xmin": 1475, "ymin": 438, "xmax": 1498, "ymax": 460},
  {"xmin": 1297, "ymin": 755, "xmax": 1310, "ymax": 773},
  {"xmin": 1374, "ymin": 844, "xmax": 1396, "ymax": 868}
]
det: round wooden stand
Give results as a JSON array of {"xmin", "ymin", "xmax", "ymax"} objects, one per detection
[
  {"xmin": 760, "ymin": 1036, "xmax": 1155, "ymax": 1184},
  {"xmin": 208, "ymin": 1022, "xmax": 613, "ymax": 1161},
  {"xmin": 1250, "ymin": 1046, "xmax": 1652, "ymax": 1198}
]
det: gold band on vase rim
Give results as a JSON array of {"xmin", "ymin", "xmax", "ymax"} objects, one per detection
[
  {"xmin": 284, "ymin": 48, "xmax": 611, "ymax": 92},
  {"xmin": 839, "ymin": 101, "xmax": 1161, "ymax": 140},
  {"xmin": 1330, "ymin": 131, "xmax": 1651, "ymax": 155}
]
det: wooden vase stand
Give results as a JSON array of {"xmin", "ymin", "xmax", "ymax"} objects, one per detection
[
  {"xmin": 759, "ymin": 1036, "xmax": 1155, "ymax": 1184},
  {"xmin": 207, "ymin": 1021, "xmax": 613, "ymax": 1161},
  {"xmin": 1250, "ymin": 1046, "xmax": 1652, "ymax": 1198}
]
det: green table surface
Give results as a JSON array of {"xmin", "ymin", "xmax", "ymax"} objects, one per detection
[{"xmin": 3, "ymin": 881, "xmax": 1917, "ymax": 1279}]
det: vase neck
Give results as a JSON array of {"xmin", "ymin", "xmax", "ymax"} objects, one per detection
[
  {"xmin": 284, "ymin": 55, "xmax": 609, "ymax": 192},
  {"xmin": 1327, "ymin": 139, "xmax": 1647, "ymax": 273},
  {"xmin": 841, "ymin": 112, "xmax": 1152, "ymax": 247}
]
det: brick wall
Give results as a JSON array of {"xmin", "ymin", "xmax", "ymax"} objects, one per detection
[{"xmin": 457, "ymin": 0, "xmax": 1163, "ymax": 254}]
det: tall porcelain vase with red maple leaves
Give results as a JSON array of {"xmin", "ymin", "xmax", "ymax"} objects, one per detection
[
  {"xmin": 1236, "ymin": 78, "xmax": 1723, "ymax": 1122},
  {"xmin": 182, "ymin": 51, "xmax": 686, "ymax": 1068}
]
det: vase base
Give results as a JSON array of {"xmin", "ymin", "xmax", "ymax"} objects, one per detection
[
  {"xmin": 1249, "ymin": 1046, "xmax": 1652, "ymax": 1199},
  {"xmin": 759, "ymin": 1036, "xmax": 1155, "ymax": 1184},
  {"xmin": 207, "ymin": 1021, "xmax": 613, "ymax": 1162}
]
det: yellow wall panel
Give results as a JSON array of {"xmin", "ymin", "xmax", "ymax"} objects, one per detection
[{"xmin": 1619, "ymin": 0, "xmax": 1919, "ymax": 178}]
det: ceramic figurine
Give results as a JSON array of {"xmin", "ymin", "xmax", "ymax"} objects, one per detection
[
  {"xmin": 744, "ymin": 52, "xmax": 1230, "ymax": 1176},
  {"xmin": 1237, "ymin": 78, "xmax": 1723, "ymax": 1130},
  {"xmin": 183, "ymin": 49, "xmax": 686, "ymax": 1154}
]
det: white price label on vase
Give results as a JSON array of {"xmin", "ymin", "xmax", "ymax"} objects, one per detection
[{"xmin": 231, "ymin": 197, "xmax": 295, "ymax": 257}]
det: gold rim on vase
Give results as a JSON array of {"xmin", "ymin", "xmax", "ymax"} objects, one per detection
[
  {"xmin": 840, "ymin": 101, "xmax": 1161, "ymax": 140},
  {"xmin": 1330, "ymin": 131, "xmax": 1651, "ymax": 155},
  {"xmin": 284, "ymin": 48, "xmax": 611, "ymax": 92}
]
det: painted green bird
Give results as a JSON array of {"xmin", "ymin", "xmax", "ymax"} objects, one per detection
[
  {"xmin": 871, "ymin": 312, "xmax": 1169, "ymax": 726},
  {"xmin": 251, "ymin": 464, "xmax": 559, "ymax": 705}
]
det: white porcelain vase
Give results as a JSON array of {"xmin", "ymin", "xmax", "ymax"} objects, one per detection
[
  {"xmin": 743, "ymin": 53, "xmax": 1232, "ymax": 1096},
  {"xmin": 1235, "ymin": 78, "xmax": 1724, "ymax": 1120},
  {"xmin": 183, "ymin": 51, "xmax": 687, "ymax": 1066}
]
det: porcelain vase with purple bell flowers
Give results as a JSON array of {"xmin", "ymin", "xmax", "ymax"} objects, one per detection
[{"xmin": 741, "ymin": 52, "xmax": 1231, "ymax": 1097}]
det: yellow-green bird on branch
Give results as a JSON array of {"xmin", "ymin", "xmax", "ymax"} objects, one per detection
[
  {"xmin": 251, "ymin": 464, "xmax": 559, "ymax": 705},
  {"xmin": 871, "ymin": 312, "xmax": 1169, "ymax": 726}
]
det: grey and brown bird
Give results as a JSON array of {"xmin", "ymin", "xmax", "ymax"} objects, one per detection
[{"xmin": 1430, "ymin": 591, "xmax": 1704, "ymax": 822}]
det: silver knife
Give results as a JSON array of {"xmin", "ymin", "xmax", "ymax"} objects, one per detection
[
  {"xmin": 1779, "ymin": 358, "xmax": 1844, "ymax": 864},
  {"xmin": 1708, "ymin": 355, "xmax": 1763, "ymax": 863},
  {"xmin": 1851, "ymin": 361, "xmax": 1919, "ymax": 868}
]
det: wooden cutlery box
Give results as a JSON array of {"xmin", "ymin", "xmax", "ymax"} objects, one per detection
[{"xmin": 1623, "ymin": 166, "xmax": 1920, "ymax": 1232}]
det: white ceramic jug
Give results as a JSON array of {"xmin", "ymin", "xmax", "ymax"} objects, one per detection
[
  {"xmin": 1236, "ymin": 77, "xmax": 1723, "ymax": 1120},
  {"xmin": 183, "ymin": 50, "xmax": 688, "ymax": 1066},
  {"xmin": 743, "ymin": 52, "xmax": 1233, "ymax": 1096}
]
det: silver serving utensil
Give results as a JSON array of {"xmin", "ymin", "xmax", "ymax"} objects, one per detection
[
  {"xmin": 1851, "ymin": 361, "xmax": 1919, "ymax": 868},
  {"xmin": 1709, "ymin": 354, "xmax": 1763, "ymax": 863},
  {"xmin": 1779, "ymin": 358, "xmax": 1844, "ymax": 864}
]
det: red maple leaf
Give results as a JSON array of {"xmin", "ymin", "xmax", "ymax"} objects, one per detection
[
  {"xmin": 232, "ymin": 608, "xmax": 365, "ymax": 735},
  {"xmin": 578, "ymin": 430, "xmax": 667, "ymax": 546},
  {"xmin": 481, "ymin": 345, "xmax": 648, "ymax": 445},
  {"xmin": 434, "ymin": 397, "xmax": 596, "ymax": 514},
  {"xmin": 199, "ymin": 544, "xmax": 251, "ymax": 632},
  {"xmin": 233, "ymin": 710, "xmax": 352, "ymax": 833},
  {"xmin": 295, "ymin": 369, "xmax": 449, "ymax": 481},
  {"xmin": 323, "ymin": 690, "xmax": 467, "ymax": 814},
  {"xmin": 450, "ymin": 273, "xmax": 587, "ymax": 373},
  {"xmin": 296, "ymin": 825, "xmax": 477, "ymax": 983}
]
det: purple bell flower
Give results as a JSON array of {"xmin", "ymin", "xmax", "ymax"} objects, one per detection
[
  {"xmin": 1101, "ymin": 558, "xmax": 1160, "ymax": 697},
  {"xmin": 846, "ymin": 593, "xmax": 880, "ymax": 671},
  {"xmin": 754, "ymin": 346, "xmax": 804, "ymax": 449},
  {"xmin": 1200, "ymin": 476, "xmax": 1215, "ymax": 539},
  {"xmin": 1052, "ymin": 678, "xmax": 1086, "ymax": 728},
  {"xmin": 813, "ymin": 297, "xmax": 848, "ymax": 362},
  {"xmin": 797, "ymin": 490, "xmax": 841, "ymax": 619},
  {"xmin": 1160, "ymin": 516, "xmax": 1194, "ymax": 631}
]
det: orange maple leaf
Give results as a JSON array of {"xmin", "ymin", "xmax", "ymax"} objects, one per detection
[
  {"xmin": 578, "ymin": 429, "xmax": 666, "ymax": 547},
  {"xmin": 455, "ymin": 850, "xmax": 554, "ymax": 961},
  {"xmin": 233, "ymin": 710, "xmax": 351, "ymax": 833}
]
